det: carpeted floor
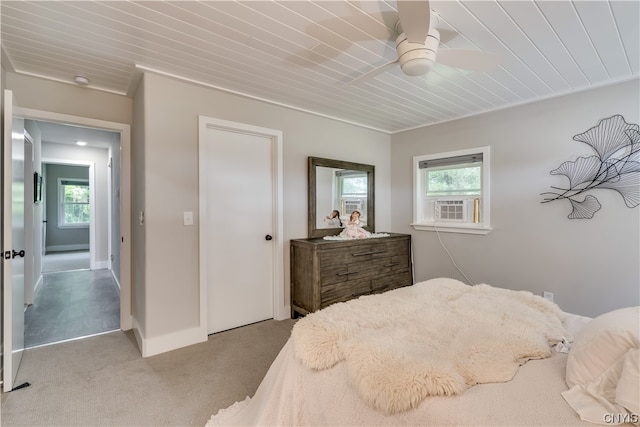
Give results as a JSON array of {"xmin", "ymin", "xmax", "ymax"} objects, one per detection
[
  {"xmin": 42, "ymin": 251, "xmax": 90, "ymax": 273},
  {"xmin": 0, "ymin": 318, "xmax": 295, "ymax": 426}
]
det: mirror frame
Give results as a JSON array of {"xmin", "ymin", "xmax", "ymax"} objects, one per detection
[{"xmin": 308, "ymin": 157, "xmax": 375, "ymax": 238}]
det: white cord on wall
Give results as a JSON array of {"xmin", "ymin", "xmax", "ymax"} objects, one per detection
[{"xmin": 433, "ymin": 223, "xmax": 474, "ymax": 285}]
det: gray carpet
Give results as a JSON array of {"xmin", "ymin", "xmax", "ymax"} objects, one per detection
[
  {"xmin": 42, "ymin": 251, "xmax": 90, "ymax": 273},
  {"xmin": 0, "ymin": 319, "xmax": 295, "ymax": 426}
]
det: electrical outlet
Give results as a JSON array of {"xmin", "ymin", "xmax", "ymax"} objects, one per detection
[{"xmin": 543, "ymin": 292, "xmax": 554, "ymax": 303}]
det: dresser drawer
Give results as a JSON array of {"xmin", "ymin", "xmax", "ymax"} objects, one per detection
[
  {"xmin": 371, "ymin": 270, "xmax": 412, "ymax": 294},
  {"xmin": 379, "ymin": 252, "xmax": 411, "ymax": 272},
  {"xmin": 319, "ymin": 244, "xmax": 376, "ymax": 267},
  {"xmin": 320, "ymin": 278, "xmax": 372, "ymax": 308},
  {"xmin": 319, "ymin": 258, "xmax": 389, "ymax": 286}
]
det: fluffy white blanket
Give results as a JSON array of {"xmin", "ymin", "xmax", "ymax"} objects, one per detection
[
  {"xmin": 323, "ymin": 232, "xmax": 390, "ymax": 240},
  {"xmin": 291, "ymin": 278, "xmax": 571, "ymax": 414}
]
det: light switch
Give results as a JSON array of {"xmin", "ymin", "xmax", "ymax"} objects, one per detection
[{"xmin": 183, "ymin": 211, "xmax": 194, "ymax": 226}]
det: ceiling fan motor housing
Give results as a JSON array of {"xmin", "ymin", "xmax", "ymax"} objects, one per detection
[{"xmin": 396, "ymin": 27, "xmax": 440, "ymax": 76}]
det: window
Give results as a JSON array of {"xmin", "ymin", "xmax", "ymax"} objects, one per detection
[
  {"xmin": 412, "ymin": 147, "xmax": 491, "ymax": 234},
  {"xmin": 336, "ymin": 170, "xmax": 368, "ymax": 221},
  {"xmin": 58, "ymin": 178, "xmax": 90, "ymax": 228}
]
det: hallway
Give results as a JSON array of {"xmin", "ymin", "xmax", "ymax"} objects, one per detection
[{"xmin": 24, "ymin": 268, "xmax": 120, "ymax": 348}]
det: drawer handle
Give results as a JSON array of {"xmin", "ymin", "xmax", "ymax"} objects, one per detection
[
  {"xmin": 337, "ymin": 270, "xmax": 359, "ymax": 276},
  {"xmin": 352, "ymin": 250, "xmax": 386, "ymax": 257},
  {"xmin": 384, "ymin": 262, "xmax": 399, "ymax": 267}
]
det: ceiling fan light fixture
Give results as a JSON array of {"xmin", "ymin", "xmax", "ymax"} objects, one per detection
[
  {"xmin": 396, "ymin": 30, "xmax": 440, "ymax": 76},
  {"xmin": 400, "ymin": 55, "xmax": 436, "ymax": 76}
]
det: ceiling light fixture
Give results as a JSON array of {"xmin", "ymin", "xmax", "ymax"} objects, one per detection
[
  {"xmin": 76, "ymin": 141, "xmax": 88, "ymax": 146},
  {"xmin": 74, "ymin": 75, "xmax": 90, "ymax": 86}
]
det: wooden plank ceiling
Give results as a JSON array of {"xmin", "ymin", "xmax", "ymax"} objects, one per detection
[{"xmin": 1, "ymin": 1, "xmax": 638, "ymax": 133}]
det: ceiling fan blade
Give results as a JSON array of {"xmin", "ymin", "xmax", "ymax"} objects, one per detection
[
  {"xmin": 397, "ymin": 0, "xmax": 431, "ymax": 43},
  {"xmin": 438, "ymin": 29, "xmax": 459, "ymax": 44},
  {"xmin": 437, "ymin": 49, "xmax": 501, "ymax": 72},
  {"xmin": 349, "ymin": 60, "xmax": 399, "ymax": 85}
]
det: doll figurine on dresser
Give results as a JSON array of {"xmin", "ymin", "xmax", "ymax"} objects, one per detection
[
  {"xmin": 323, "ymin": 210, "xmax": 343, "ymax": 227},
  {"xmin": 340, "ymin": 210, "xmax": 370, "ymax": 239}
]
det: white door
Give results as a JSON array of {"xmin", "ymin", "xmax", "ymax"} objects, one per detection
[
  {"xmin": 2, "ymin": 90, "xmax": 26, "ymax": 392},
  {"xmin": 202, "ymin": 123, "xmax": 276, "ymax": 334}
]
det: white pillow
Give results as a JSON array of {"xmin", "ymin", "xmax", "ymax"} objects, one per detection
[
  {"xmin": 566, "ymin": 306, "xmax": 639, "ymax": 388},
  {"xmin": 562, "ymin": 306, "xmax": 640, "ymax": 425}
]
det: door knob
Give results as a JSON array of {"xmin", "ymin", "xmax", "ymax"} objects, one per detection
[{"xmin": 265, "ymin": 235, "xmax": 273, "ymax": 241}]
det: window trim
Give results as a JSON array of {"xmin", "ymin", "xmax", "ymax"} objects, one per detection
[
  {"xmin": 412, "ymin": 146, "xmax": 492, "ymax": 235},
  {"xmin": 58, "ymin": 177, "xmax": 90, "ymax": 229}
]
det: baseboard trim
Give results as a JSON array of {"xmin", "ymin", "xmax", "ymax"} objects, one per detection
[
  {"xmin": 45, "ymin": 244, "xmax": 90, "ymax": 253},
  {"xmin": 93, "ymin": 260, "xmax": 109, "ymax": 270},
  {"xmin": 111, "ymin": 270, "xmax": 121, "ymax": 290},
  {"xmin": 276, "ymin": 304, "xmax": 292, "ymax": 320},
  {"xmin": 132, "ymin": 320, "xmax": 144, "ymax": 357},
  {"xmin": 34, "ymin": 274, "xmax": 43, "ymax": 294},
  {"xmin": 134, "ymin": 323, "xmax": 207, "ymax": 358}
]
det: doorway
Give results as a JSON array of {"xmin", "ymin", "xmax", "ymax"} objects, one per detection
[
  {"xmin": 23, "ymin": 120, "xmax": 123, "ymax": 348},
  {"xmin": 16, "ymin": 108, "xmax": 132, "ymax": 334}
]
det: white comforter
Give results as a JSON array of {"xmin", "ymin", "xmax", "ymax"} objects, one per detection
[{"xmin": 207, "ymin": 279, "xmax": 595, "ymax": 426}]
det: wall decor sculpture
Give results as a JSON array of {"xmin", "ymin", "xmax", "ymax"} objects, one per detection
[{"xmin": 541, "ymin": 114, "xmax": 639, "ymax": 219}]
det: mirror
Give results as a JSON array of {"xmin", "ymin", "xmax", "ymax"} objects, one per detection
[{"xmin": 308, "ymin": 157, "xmax": 375, "ymax": 238}]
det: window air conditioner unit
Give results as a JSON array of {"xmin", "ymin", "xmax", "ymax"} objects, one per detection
[
  {"xmin": 435, "ymin": 199, "xmax": 470, "ymax": 222},
  {"xmin": 343, "ymin": 199, "xmax": 363, "ymax": 215}
]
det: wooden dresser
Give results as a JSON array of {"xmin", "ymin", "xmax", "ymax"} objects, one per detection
[{"xmin": 290, "ymin": 233, "xmax": 413, "ymax": 316}]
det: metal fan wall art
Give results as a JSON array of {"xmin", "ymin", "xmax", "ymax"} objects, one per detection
[{"xmin": 541, "ymin": 115, "xmax": 640, "ymax": 219}]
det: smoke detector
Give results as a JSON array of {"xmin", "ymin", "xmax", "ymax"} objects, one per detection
[{"xmin": 74, "ymin": 75, "xmax": 90, "ymax": 86}]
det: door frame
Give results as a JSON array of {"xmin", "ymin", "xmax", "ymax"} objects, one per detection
[
  {"xmin": 15, "ymin": 107, "xmax": 132, "ymax": 331},
  {"xmin": 198, "ymin": 116, "xmax": 288, "ymax": 333}
]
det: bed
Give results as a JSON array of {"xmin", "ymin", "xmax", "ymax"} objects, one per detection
[{"xmin": 206, "ymin": 278, "xmax": 639, "ymax": 426}]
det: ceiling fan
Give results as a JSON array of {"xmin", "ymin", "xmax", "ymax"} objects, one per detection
[{"xmin": 350, "ymin": 0, "xmax": 500, "ymax": 84}]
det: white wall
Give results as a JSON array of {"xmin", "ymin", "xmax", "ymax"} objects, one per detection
[
  {"xmin": 133, "ymin": 72, "xmax": 392, "ymax": 349},
  {"xmin": 316, "ymin": 167, "xmax": 336, "ymax": 228},
  {"xmin": 391, "ymin": 79, "xmax": 640, "ymax": 317},
  {"xmin": 5, "ymin": 73, "xmax": 132, "ymax": 125},
  {"xmin": 108, "ymin": 142, "xmax": 122, "ymax": 282}
]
